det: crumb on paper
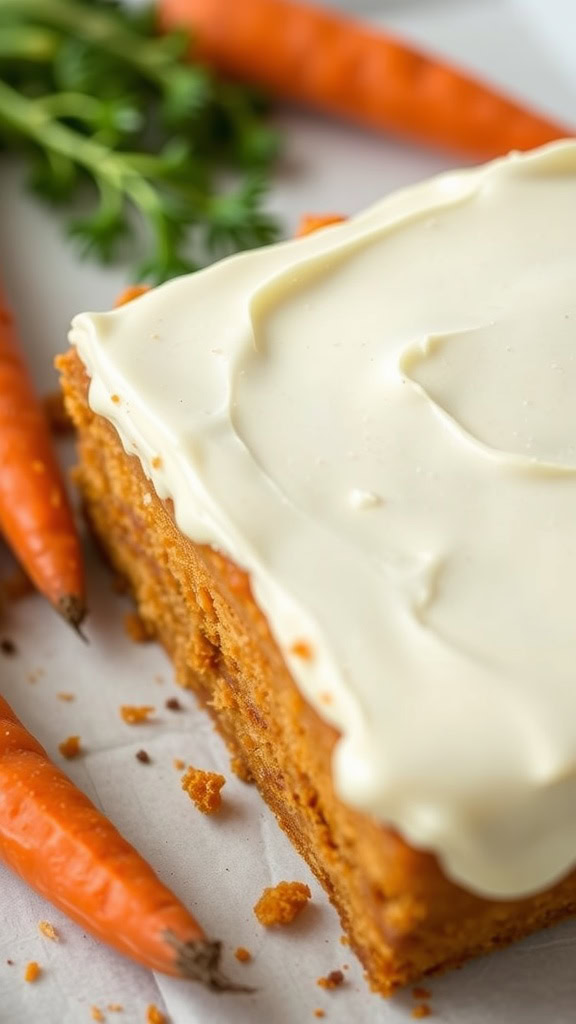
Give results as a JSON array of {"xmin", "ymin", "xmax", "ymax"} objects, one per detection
[
  {"xmin": 413, "ymin": 987, "xmax": 431, "ymax": 1000},
  {"xmin": 1, "ymin": 567, "xmax": 33, "ymax": 603},
  {"xmin": 91, "ymin": 1008, "xmax": 105, "ymax": 1022},
  {"xmin": 412, "ymin": 1005, "xmax": 432, "ymax": 1020},
  {"xmin": 339, "ymin": 935, "xmax": 349, "ymax": 946},
  {"xmin": 6, "ymin": 959, "xmax": 14, "ymax": 966},
  {"xmin": 120, "ymin": 705, "xmax": 155, "ymax": 725},
  {"xmin": 181, "ymin": 766, "xmax": 225, "ymax": 814},
  {"xmin": 151, "ymin": 456, "xmax": 163, "ymax": 470},
  {"xmin": 111, "ymin": 394, "xmax": 121, "ymax": 404},
  {"xmin": 136, "ymin": 749, "xmax": 151, "ymax": 764},
  {"xmin": 234, "ymin": 947, "xmax": 252, "ymax": 963},
  {"xmin": 173, "ymin": 758, "xmax": 185, "ymax": 771},
  {"xmin": 165, "ymin": 697, "xmax": 183, "ymax": 712},
  {"xmin": 154, "ymin": 674, "xmax": 165, "ymax": 685},
  {"xmin": 253, "ymin": 881, "xmax": 311, "ymax": 927},
  {"xmin": 314, "ymin": 1012, "xmax": 326, "ymax": 1020},
  {"xmin": 43, "ymin": 391, "xmax": 73, "ymax": 435},
  {"xmin": 317, "ymin": 970, "xmax": 344, "ymax": 990},
  {"xmin": 290, "ymin": 639, "xmax": 313, "ymax": 660},
  {"xmin": 112, "ymin": 574, "xmax": 128, "ymax": 595},
  {"xmin": 107, "ymin": 1006, "xmax": 123, "ymax": 1014},
  {"xmin": 57, "ymin": 692, "xmax": 75, "ymax": 702},
  {"xmin": 123, "ymin": 612, "xmax": 153, "ymax": 644},
  {"xmin": 38, "ymin": 921, "xmax": 58, "ymax": 941},
  {"xmin": 0, "ymin": 638, "xmax": 17, "ymax": 656},
  {"xmin": 58, "ymin": 736, "xmax": 82, "ymax": 759},
  {"xmin": 27, "ymin": 667, "xmax": 44, "ymax": 685},
  {"xmin": 58, "ymin": 735, "xmax": 82, "ymax": 760},
  {"xmin": 146, "ymin": 1005, "xmax": 167, "ymax": 1024},
  {"xmin": 24, "ymin": 961, "xmax": 41, "ymax": 983}
]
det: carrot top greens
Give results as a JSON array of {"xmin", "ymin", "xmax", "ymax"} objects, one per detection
[{"xmin": 0, "ymin": 0, "xmax": 280, "ymax": 281}]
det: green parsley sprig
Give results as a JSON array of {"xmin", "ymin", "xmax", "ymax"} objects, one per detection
[{"xmin": 0, "ymin": 0, "xmax": 281, "ymax": 281}]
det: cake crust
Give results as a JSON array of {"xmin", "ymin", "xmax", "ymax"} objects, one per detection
[{"xmin": 58, "ymin": 348, "xmax": 576, "ymax": 994}]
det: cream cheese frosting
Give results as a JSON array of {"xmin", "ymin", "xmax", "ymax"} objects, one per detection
[{"xmin": 71, "ymin": 139, "xmax": 576, "ymax": 899}]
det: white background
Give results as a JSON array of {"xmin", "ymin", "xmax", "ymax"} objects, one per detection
[{"xmin": 1, "ymin": 2, "xmax": 576, "ymax": 1022}]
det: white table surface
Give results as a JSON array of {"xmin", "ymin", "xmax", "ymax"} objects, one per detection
[{"xmin": 1, "ymin": 2, "xmax": 576, "ymax": 1022}]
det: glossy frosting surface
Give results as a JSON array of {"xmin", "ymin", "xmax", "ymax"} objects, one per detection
[{"xmin": 71, "ymin": 140, "xmax": 576, "ymax": 898}]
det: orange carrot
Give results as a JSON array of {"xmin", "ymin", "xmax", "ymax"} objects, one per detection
[
  {"xmin": 296, "ymin": 214, "xmax": 346, "ymax": 237},
  {"xmin": 0, "ymin": 288, "xmax": 85, "ymax": 630},
  {"xmin": 0, "ymin": 694, "xmax": 248, "ymax": 989},
  {"xmin": 159, "ymin": 0, "xmax": 568, "ymax": 158}
]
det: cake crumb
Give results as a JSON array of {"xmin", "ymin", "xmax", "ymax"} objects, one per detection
[
  {"xmin": 123, "ymin": 612, "xmax": 152, "ymax": 644},
  {"xmin": 181, "ymin": 767, "xmax": 225, "ymax": 814},
  {"xmin": 120, "ymin": 705, "xmax": 155, "ymax": 725},
  {"xmin": 230, "ymin": 755, "xmax": 253, "ymax": 783},
  {"xmin": 114, "ymin": 284, "xmax": 151, "ymax": 308},
  {"xmin": 58, "ymin": 736, "xmax": 82, "ymax": 759},
  {"xmin": 165, "ymin": 697, "xmax": 183, "ymax": 712},
  {"xmin": 107, "ymin": 1006, "xmax": 123, "ymax": 1013},
  {"xmin": 412, "ymin": 1005, "xmax": 432, "ymax": 1019},
  {"xmin": 24, "ymin": 961, "xmax": 41, "ymax": 983},
  {"xmin": 6, "ymin": 959, "xmax": 14, "ymax": 966},
  {"xmin": 234, "ymin": 947, "xmax": 252, "ymax": 963},
  {"xmin": 339, "ymin": 935, "xmax": 349, "ymax": 946},
  {"xmin": 146, "ymin": 1006, "xmax": 166, "ymax": 1024},
  {"xmin": 43, "ymin": 391, "xmax": 73, "ymax": 435},
  {"xmin": 151, "ymin": 456, "xmax": 163, "ymax": 470},
  {"xmin": 254, "ymin": 881, "xmax": 311, "ymax": 927},
  {"xmin": 317, "ymin": 970, "xmax": 344, "ymax": 990},
  {"xmin": 111, "ymin": 574, "xmax": 128, "ymax": 595},
  {"xmin": 91, "ymin": 1008, "xmax": 105, "ymax": 1022},
  {"xmin": 0, "ymin": 638, "xmax": 17, "ymax": 656},
  {"xmin": 57, "ymin": 692, "xmax": 75, "ymax": 702},
  {"xmin": 38, "ymin": 921, "xmax": 58, "ymax": 941},
  {"xmin": 136, "ymin": 749, "xmax": 151, "ymax": 764},
  {"xmin": 111, "ymin": 394, "xmax": 121, "ymax": 404},
  {"xmin": 413, "ymin": 987, "xmax": 431, "ymax": 1000},
  {"xmin": 314, "ymin": 1012, "xmax": 326, "ymax": 1019},
  {"xmin": 173, "ymin": 758, "xmax": 186, "ymax": 771},
  {"xmin": 290, "ymin": 639, "xmax": 313, "ymax": 660},
  {"xmin": 1, "ymin": 567, "xmax": 33, "ymax": 603}
]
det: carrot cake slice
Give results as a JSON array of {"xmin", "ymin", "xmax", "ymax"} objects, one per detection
[{"xmin": 59, "ymin": 139, "xmax": 576, "ymax": 994}]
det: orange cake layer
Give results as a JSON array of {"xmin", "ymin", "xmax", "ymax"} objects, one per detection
[{"xmin": 58, "ymin": 348, "xmax": 576, "ymax": 994}]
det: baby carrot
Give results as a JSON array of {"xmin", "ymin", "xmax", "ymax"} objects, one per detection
[
  {"xmin": 0, "ymin": 287, "xmax": 85, "ymax": 630},
  {"xmin": 0, "ymin": 694, "xmax": 248, "ymax": 989},
  {"xmin": 160, "ymin": 0, "xmax": 567, "ymax": 158}
]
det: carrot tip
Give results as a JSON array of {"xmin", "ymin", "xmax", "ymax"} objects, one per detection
[
  {"xmin": 57, "ymin": 594, "xmax": 88, "ymax": 642},
  {"xmin": 165, "ymin": 933, "xmax": 256, "ymax": 993}
]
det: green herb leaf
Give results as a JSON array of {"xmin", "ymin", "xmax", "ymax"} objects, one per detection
[{"xmin": 0, "ymin": 0, "xmax": 281, "ymax": 281}]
